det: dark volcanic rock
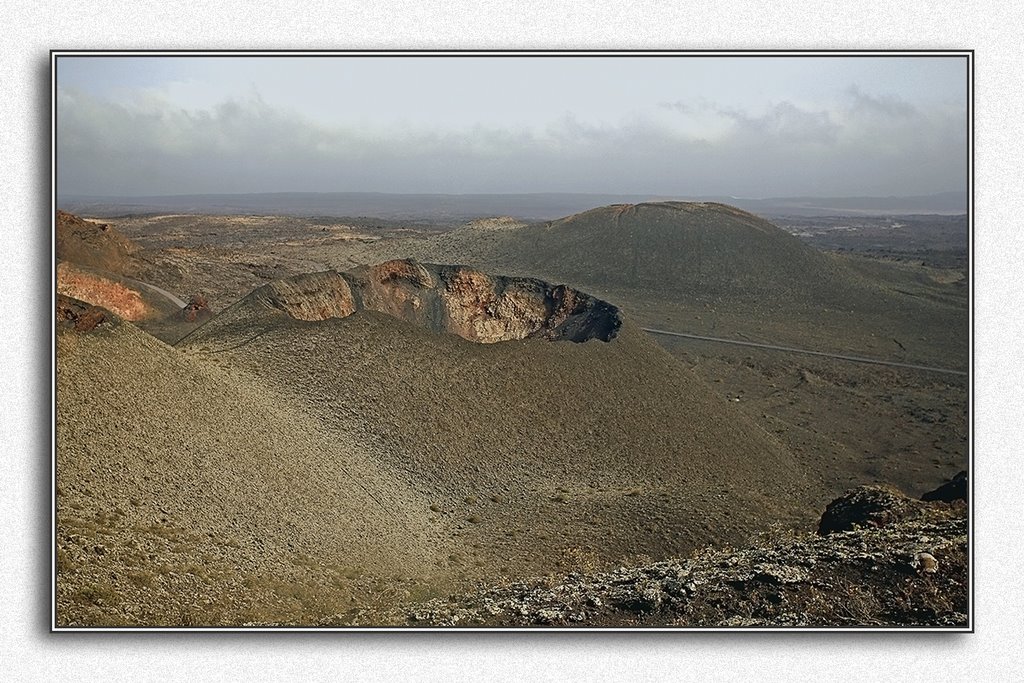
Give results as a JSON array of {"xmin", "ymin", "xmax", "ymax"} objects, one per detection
[
  {"xmin": 922, "ymin": 471, "xmax": 968, "ymax": 503},
  {"xmin": 181, "ymin": 293, "xmax": 213, "ymax": 323},
  {"xmin": 56, "ymin": 294, "xmax": 108, "ymax": 333},
  {"xmin": 374, "ymin": 507, "xmax": 968, "ymax": 628},
  {"xmin": 817, "ymin": 485, "xmax": 928, "ymax": 535}
]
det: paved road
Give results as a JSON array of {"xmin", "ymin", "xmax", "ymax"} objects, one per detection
[{"xmin": 642, "ymin": 327, "xmax": 968, "ymax": 376}]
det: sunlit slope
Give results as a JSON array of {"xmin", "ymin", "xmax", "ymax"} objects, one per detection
[
  {"xmin": 56, "ymin": 303, "xmax": 448, "ymax": 625},
  {"xmin": 177, "ymin": 270, "xmax": 824, "ymax": 577}
]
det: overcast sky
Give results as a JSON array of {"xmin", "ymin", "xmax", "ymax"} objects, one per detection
[{"xmin": 55, "ymin": 54, "xmax": 968, "ymax": 198}]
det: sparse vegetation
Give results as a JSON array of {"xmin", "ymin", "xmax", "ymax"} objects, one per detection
[{"xmin": 54, "ymin": 201, "xmax": 967, "ymax": 628}]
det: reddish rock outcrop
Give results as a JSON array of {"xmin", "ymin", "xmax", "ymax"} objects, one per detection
[
  {"xmin": 56, "ymin": 262, "xmax": 154, "ymax": 321},
  {"xmin": 439, "ymin": 267, "xmax": 550, "ymax": 343},
  {"xmin": 181, "ymin": 294, "xmax": 212, "ymax": 323},
  {"xmin": 56, "ymin": 294, "xmax": 108, "ymax": 332}
]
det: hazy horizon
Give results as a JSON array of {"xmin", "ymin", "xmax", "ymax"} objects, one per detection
[
  {"xmin": 55, "ymin": 54, "xmax": 969, "ymax": 199},
  {"xmin": 59, "ymin": 188, "xmax": 966, "ymax": 200}
]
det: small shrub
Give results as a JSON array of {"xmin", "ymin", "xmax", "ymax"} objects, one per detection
[
  {"xmin": 74, "ymin": 580, "xmax": 120, "ymax": 607},
  {"xmin": 56, "ymin": 548, "xmax": 72, "ymax": 574},
  {"xmin": 127, "ymin": 570, "xmax": 156, "ymax": 588}
]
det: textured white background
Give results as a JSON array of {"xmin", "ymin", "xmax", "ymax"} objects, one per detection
[{"xmin": 2, "ymin": 1, "xmax": 1020, "ymax": 680}]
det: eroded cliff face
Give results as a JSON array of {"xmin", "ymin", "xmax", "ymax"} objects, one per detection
[{"xmin": 249, "ymin": 259, "xmax": 621, "ymax": 343}]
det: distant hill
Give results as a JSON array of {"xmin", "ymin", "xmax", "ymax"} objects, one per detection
[
  {"xmin": 55, "ymin": 209, "xmax": 145, "ymax": 276},
  {"xmin": 348, "ymin": 202, "xmax": 859, "ymax": 297},
  {"xmin": 488, "ymin": 202, "xmax": 838, "ymax": 295},
  {"xmin": 338, "ymin": 201, "xmax": 968, "ymax": 368},
  {"xmin": 57, "ymin": 190, "xmax": 967, "ymax": 222}
]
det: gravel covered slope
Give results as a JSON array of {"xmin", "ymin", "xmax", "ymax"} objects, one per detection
[
  {"xmin": 177, "ymin": 284, "xmax": 824, "ymax": 581},
  {"xmin": 56, "ymin": 307, "xmax": 451, "ymax": 626}
]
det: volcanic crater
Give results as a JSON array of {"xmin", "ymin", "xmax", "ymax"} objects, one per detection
[{"xmin": 241, "ymin": 259, "xmax": 622, "ymax": 344}]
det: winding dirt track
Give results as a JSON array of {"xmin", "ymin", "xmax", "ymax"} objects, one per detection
[{"xmin": 123, "ymin": 277, "xmax": 188, "ymax": 308}]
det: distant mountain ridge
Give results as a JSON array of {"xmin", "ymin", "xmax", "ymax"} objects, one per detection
[{"xmin": 58, "ymin": 190, "xmax": 967, "ymax": 221}]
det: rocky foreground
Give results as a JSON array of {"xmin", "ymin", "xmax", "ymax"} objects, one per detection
[{"xmin": 362, "ymin": 484, "xmax": 968, "ymax": 628}]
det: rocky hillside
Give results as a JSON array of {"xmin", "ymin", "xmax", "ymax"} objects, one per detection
[
  {"xmin": 381, "ymin": 483, "xmax": 968, "ymax": 628},
  {"xmin": 56, "ymin": 210, "xmax": 224, "ymax": 342},
  {"xmin": 59, "ymin": 258, "xmax": 837, "ymax": 626},
  {"xmin": 56, "ymin": 261, "xmax": 180, "ymax": 322},
  {"xmin": 56, "ymin": 209, "xmax": 144, "ymax": 277}
]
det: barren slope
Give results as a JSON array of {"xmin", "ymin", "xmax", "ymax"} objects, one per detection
[
  {"xmin": 56, "ymin": 299, "xmax": 450, "ymax": 626},
  {"xmin": 56, "ymin": 210, "xmax": 145, "ymax": 277},
  {"xmin": 177, "ymin": 265, "xmax": 824, "ymax": 581},
  {"xmin": 339, "ymin": 202, "xmax": 835, "ymax": 293}
]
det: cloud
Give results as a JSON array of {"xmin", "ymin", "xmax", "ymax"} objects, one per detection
[
  {"xmin": 657, "ymin": 100, "xmax": 694, "ymax": 114},
  {"xmin": 845, "ymin": 85, "xmax": 918, "ymax": 118},
  {"xmin": 716, "ymin": 101, "xmax": 840, "ymax": 145},
  {"xmin": 661, "ymin": 98, "xmax": 850, "ymax": 145},
  {"xmin": 56, "ymin": 86, "xmax": 967, "ymax": 198}
]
